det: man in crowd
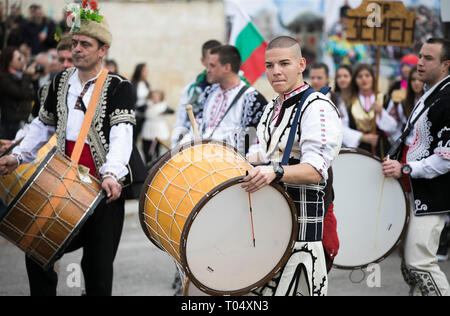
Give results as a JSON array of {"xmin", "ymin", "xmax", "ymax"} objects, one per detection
[
  {"xmin": 171, "ymin": 39, "xmax": 222, "ymax": 147},
  {"xmin": 0, "ymin": 3, "xmax": 135, "ymax": 296},
  {"xmin": 382, "ymin": 38, "xmax": 450, "ymax": 296},
  {"xmin": 242, "ymin": 36, "xmax": 342, "ymax": 296},
  {"xmin": 0, "ymin": 47, "xmax": 35, "ymax": 139},
  {"xmin": 309, "ymin": 62, "xmax": 338, "ymax": 105},
  {"xmin": 179, "ymin": 44, "xmax": 267, "ymax": 155}
]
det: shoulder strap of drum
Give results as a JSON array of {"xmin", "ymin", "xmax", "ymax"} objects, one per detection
[
  {"xmin": 71, "ymin": 69, "xmax": 109, "ymax": 164},
  {"xmin": 387, "ymin": 78, "xmax": 450, "ymax": 158},
  {"xmin": 281, "ymin": 86, "xmax": 323, "ymax": 166}
]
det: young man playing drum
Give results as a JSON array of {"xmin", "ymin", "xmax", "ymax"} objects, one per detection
[
  {"xmin": 382, "ymin": 38, "xmax": 450, "ymax": 296},
  {"xmin": 0, "ymin": 2, "xmax": 135, "ymax": 296},
  {"xmin": 242, "ymin": 36, "xmax": 342, "ymax": 296}
]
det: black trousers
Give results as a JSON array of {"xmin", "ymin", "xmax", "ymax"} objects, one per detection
[
  {"xmin": 142, "ymin": 139, "xmax": 160, "ymax": 164},
  {"xmin": 25, "ymin": 198, "xmax": 125, "ymax": 296}
]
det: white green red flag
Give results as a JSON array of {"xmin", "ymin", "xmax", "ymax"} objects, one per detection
[{"xmin": 224, "ymin": 0, "xmax": 268, "ymax": 85}]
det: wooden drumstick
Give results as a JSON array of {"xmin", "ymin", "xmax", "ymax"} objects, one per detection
[
  {"xmin": 245, "ymin": 170, "xmax": 256, "ymax": 248},
  {"xmin": 155, "ymin": 137, "xmax": 170, "ymax": 150},
  {"xmin": 186, "ymin": 104, "xmax": 201, "ymax": 141}
]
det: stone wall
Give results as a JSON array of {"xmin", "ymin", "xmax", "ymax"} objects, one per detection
[{"xmin": 9, "ymin": 0, "xmax": 237, "ymax": 128}]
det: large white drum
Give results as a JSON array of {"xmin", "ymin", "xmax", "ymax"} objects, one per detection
[
  {"xmin": 332, "ymin": 148, "xmax": 410, "ymax": 269},
  {"xmin": 140, "ymin": 140, "xmax": 298, "ymax": 295}
]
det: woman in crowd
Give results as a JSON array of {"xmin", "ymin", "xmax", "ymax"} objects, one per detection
[
  {"xmin": 0, "ymin": 47, "xmax": 35, "ymax": 140},
  {"xmin": 334, "ymin": 64, "xmax": 352, "ymax": 108},
  {"xmin": 385, "ymin": 66, "xmax": 424, "ymax": 142},
  {"xmin": 131, "ymin": 63, "xmax": 151, "ymax": 143},
  {"xmin": 141, "ymin": 90, "xmax": 172, "ymax": 164},
  {"xmin": 339, "ymin": 63, "xmax": 397, "ymax": 158}
]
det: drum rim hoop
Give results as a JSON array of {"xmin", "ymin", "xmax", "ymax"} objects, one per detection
[
  {"xmin": 138, "ymin": 139, "xmax": 248, "ymax": 251},
  {"xmin": 179, "ymin": 175, "xmax": 299, "ymax": 296},
  {"xmin": 0, "ymin": 146, "xmax": 58, "ymax": 222},
  {"xmin": 332, "ymin": 147, "xmax": 411, "ymax": 270},
  {"xmin": 0, "ymin": 146, "xmax": 104, "ymax": 270}
]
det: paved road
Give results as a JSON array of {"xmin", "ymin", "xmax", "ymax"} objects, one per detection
[{"xmin": 1, "ymin": 200, "xmax": 449, "ymax": 296}]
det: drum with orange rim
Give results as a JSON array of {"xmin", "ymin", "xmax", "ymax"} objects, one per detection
[
  {"xmin": 0, "ymin": 147, "xmax": 104, "ymax": 269},
  {"xmin": 0, "ymin": 135, "xmax": 56, "ymax": 205},
  {"xmin": 139, "ymin": 140, "xmax": 298, "ymax": 295}
]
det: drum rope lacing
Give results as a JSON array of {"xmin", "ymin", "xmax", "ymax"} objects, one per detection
[
  {"xmin": 0, "ymin": 159, "xmax": 42, "ymax": 204},
  {"xmin": 142, "ymin": 144, "xmax": 249, "ymax": 262},
  {"xmin": 1, "ymin": 155, "xmax": 100, "ymax": 261}
]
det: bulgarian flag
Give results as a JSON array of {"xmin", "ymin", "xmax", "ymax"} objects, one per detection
[{"xmin": 225, "ymin": 0, "xmax": 268, "ymax": 85}]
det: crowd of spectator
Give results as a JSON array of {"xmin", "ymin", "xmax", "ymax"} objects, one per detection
[{"xmin": 0, "ymin": 2, "xmax": 65, "ymax": 139}]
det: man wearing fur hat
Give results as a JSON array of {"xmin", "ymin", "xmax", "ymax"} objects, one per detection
[{"xmin": 0, "ymin": 1, "xmax": 135, "ymax": 296}]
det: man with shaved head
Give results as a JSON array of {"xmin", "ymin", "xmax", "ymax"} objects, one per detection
[{"xmin": 242, "ymin": 36, "xmax": 342, "ymax": 296}]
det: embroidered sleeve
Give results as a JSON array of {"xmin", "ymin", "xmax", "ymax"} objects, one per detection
[
  {"xmin": 240, "ymin": 90, "xmax": 267, "ymax": 130},
  {"xmin": 38, "ymin": 74, "xmax": 59, "ymax": 126},
  {"xmin": 110, "ymin": 108, "xmax": 136, "ymax": 126},
  {"xmin": 299, "ymin": 96, "xmax": 343, "ymax": 181},
  {"xmin": 195, "ymin": 84, "xmax": 215, "ymax": 125},
  {"xmin": 435, "ymin": 126, "xmax": 450, "ymax": 160},
  {"xmin": 109, "ymin": 80, "xmax": 137, "ymax": 127},
  {"xmin": 409, "ymin": 102, "xmax": 450, "ymax": 179}
]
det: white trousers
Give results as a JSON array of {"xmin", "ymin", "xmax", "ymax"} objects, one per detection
[
  {"xmin": 402, "ymin": 196, "xmax": 450, "ymax": 296},
  {"xmin": 249, "ymin": 241, "xmax": 328, "ymax": 296}
]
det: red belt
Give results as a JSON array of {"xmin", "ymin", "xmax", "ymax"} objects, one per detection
[{"xmin": 65, "ymin": 141, "xmax": 99, "ymax": 178}]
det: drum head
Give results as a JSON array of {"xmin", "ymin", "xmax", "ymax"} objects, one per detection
[
  {"xmin": 333, "ymin": 149, "xmax": 409, "ymax": 269},
  {"xmin": 181, "ymin": 178, "xmax": 297, "ymax": 296}
]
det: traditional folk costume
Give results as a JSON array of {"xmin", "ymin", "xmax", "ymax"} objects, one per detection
[
  {"xmin": 384, "ymin": 97, "xmax": 410, "ymax": 142},
  {"xmin": 384, "ymin": 88, "xmax": 420, "ymax": 143},
  {"xmin": 11, "ymin": 3, "xmax": 136, "ymax": 296},
  {"xmin": 339, "ymin": 93, "xmax": 397, "ymax": 157},
  {"xmin": 398, "ymin": 75, "xmax": 450, "ymax": 296},
  {"xmin": 180, "ymin": 80, "xmax": 267, "ymax": 155},
  {"xmin": 249, "ymin": 84, "xmax": 342, "ymax": 296},
  {"xmin": 171, "ymin": 71, "xmax": 210, "ymax": 147}
]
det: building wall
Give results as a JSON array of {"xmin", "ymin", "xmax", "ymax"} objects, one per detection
[{"xmin": 12, "ymin": 0, "xmax": 232, "ymax": 127}]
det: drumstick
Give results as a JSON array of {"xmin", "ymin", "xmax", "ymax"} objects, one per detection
[
  {"xmin": 375, "ymin": 155, "xmax": 389, "ymax": 249},
  {"xmin": 248, "ymin": 192, "xmax": 256, "ymax": 248},
  {"xmin": 185, "ymin": 104, "xmax": 201, "ymax": 141},
  {"xmin": 155, "ymin": 137, "xmax": 170, "ymax": 150},
  {"xmin": 245, "ymin": 170, "xmax": 256, "ymax": 248},
  {"xmin": 0, "ymin": 137, "xmax": 24, "ymax": 158}
]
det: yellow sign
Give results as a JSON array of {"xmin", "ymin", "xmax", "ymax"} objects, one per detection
[{"xmin": 346, "ymin": 0, "xmax": 416, "ymax": 47}]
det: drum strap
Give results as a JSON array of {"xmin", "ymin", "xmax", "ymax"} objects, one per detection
[
  {"xmin": 70, "ymin": 69, "xmax": 109, "ymax": 164},
  {"xmin": 386, "ymin": 77, "xmax": 450, "ymax": 158},
  {"xmin": 281, "ymin": 86, "xmax": 331, "ymax": 166}
]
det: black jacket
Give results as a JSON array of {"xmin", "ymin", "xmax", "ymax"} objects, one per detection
[{"xmin": 0, "ymin": 72, "xmax": 33, "ymax": 124}]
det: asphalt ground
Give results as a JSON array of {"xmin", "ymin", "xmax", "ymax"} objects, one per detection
[{"xmin": 1, "ymin": 200, "xmax": 449, "ymax": 296}]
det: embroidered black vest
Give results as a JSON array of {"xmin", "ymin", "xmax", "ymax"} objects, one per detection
[
  {"xmin": 407, "ymin": 77, "xmax": 450, "ymax": 215},
  {"xmin": 38, "ymin": 68, "xmax": 136, "ymax": 186}
]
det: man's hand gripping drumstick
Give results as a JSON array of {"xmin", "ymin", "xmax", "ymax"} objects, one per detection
[{"xmin": 381, "ymin": 155, "xmax": 402, "ymax": 179}]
